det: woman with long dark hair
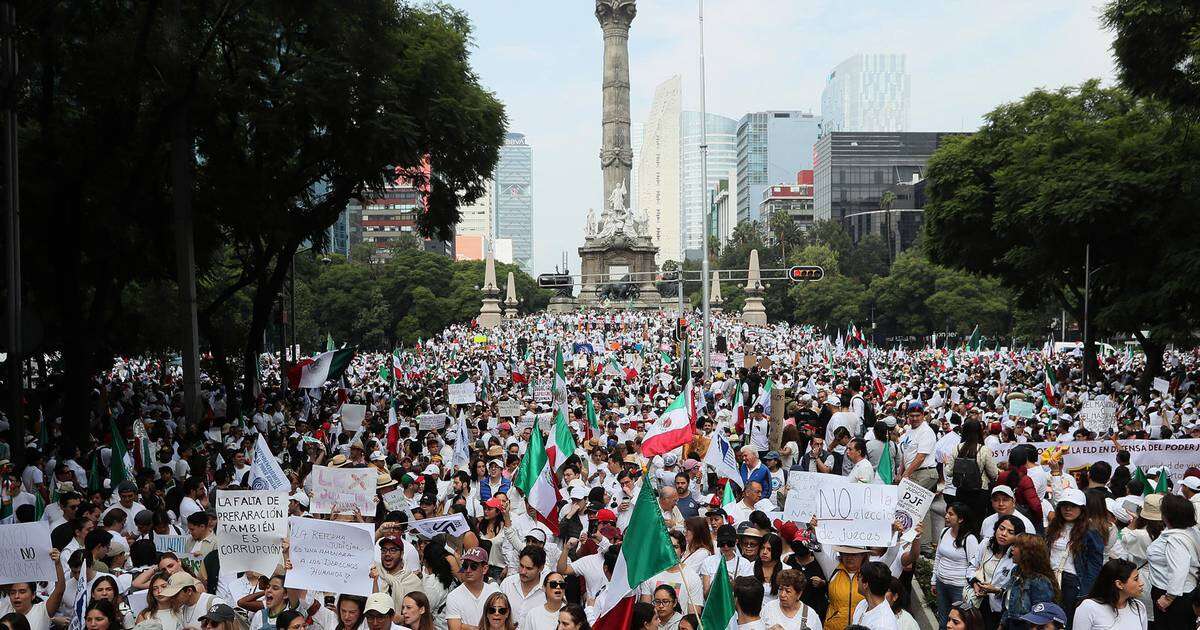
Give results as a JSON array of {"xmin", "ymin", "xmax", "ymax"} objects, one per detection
[
  {"xmin": 420, "ymin": 534, "xmax": 458, "ymax": 620},
  {"xmin": 756, "ymin": 533, "xmax": 784, "ymax": 605},
  {"xmin": 971, "ymin": 514, "xmax": 1026, "ymax": 630},
  {"xmin": 952, "ymin": 420, "xmax": 997, "ymax": 518},
  {"xmin": 1045, "ymin": 489, "xmax": 1105, "ymax": 621},
  {"xmin": 400, "ymin": 592, "xmax": 434, "ymax": 630},
  {"xmin": 680, "ymin": 517, "xmax": 713, "ymax": 572},
  {"xmin": 333, "ymin": 595, "xmax": 366, "ymax": 630},
  {"xmin": 556, "ymin": 604, "xmax": 590, "ymax": 630},
  {"xmin": 1144, "ymin": 494, "xmax": 1199, "ymax": 630},
  {"xmin": 934, "ymin": 503, "xmax": 980, "ymax": 630},
  {"xmin": 1072, "ymin": 558, "xmax": 1147, "ymax": 630},
  {"xmin": 999, "ymin": 534, "xmax": 1060, "ymax": 630},
  {"xmin": 628, "ymin": 602, "xmax": 657, "ymax": 630},
  {"xmin": 83, "ymin": 600, "xmax": 123, "ymax": 630}
]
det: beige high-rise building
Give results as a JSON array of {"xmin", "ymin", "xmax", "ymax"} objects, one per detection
[
  {"xmin": 454, "ymin": 179, "xmax": 494, "ymax": 261},
  {"xmin": 636, "ymin": 75, "xmax": 681, "ymax": 264}
]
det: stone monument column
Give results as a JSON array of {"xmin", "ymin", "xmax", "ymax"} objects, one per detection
[
  {"xmin": 478, "ymin": 251, "xmax": 502, "ymax": 328},
  {"xmin": 503, "ymin": 272, "xmax": 519, "ymax": 319},
  {"xmin": 709, "ymin": 270, "xmax": 724, "ymax": 316},
  {"xmin": 742, "ymin": 248, "xmax": 767, "ymax": 325},
  {"xmin": 595, "ymin": 0, "xmax": 636, "ymax": 214}
]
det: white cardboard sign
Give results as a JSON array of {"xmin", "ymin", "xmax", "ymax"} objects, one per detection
[
  {"xmin": 287, "ymin": 517, "xmax": 374, "ymax": 596},
  {"xmin": 0, "ymin": 522, "xmax": 54, "ymax": 584},
  {"xmin": 783, "ymin": 472, "xmax": 899, "ymax": 547},
  {"xmin": 338, "ymin": 404, "xmax": 367, "ymax": 431},
  {"xmin": 308, "ymin": 465, "xmax": 378, "ymax": 515},
  {"xmin": 215, "ymin": 490, "xmax": 288, "ymax": 576},
  {"xmin": 448, "ymin": 381, "xmax": 477, "ymax": 405}
]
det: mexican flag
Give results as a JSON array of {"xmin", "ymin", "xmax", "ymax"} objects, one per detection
[
  {"xmin": 967, "ymin": 325, "xmax": 982, "ymax": 352},
  {"xmin": 732, "ymin": 381, "xmax": 746, "ymax": 434},
  {"xmin": 593, "ymin": 478, "xmax": 678, "ymax": 630},
  {"xmin": 289, "ymin": 348, "xmax": 356, "ymax": 389},
  {"xmin": 755, "ymin": 377, "xmax": 775, "ymax": 417},
  {"xmin": 876, "ymin": 439, "xmax": 895, "ymax": 485},
  {"xmin": 546, "ymin": 409, "xmax": 577, "ymax": 471},
  {"xmin": 869, "ymin": 360, "xmax": 887, "ymax": 399},
  {"xmin": 700, "ymin": 557, "xmax": 736, "ymax": 630},
  {"xmin": 641, "ymin": 379, "xmax": 696, "ymax": 457},
  {"xmin": 585, "ymin": 393, "xmax": 600, "ymax": 439},
  {"xmin": 109, "ymin": 418, "xmax": 129, "ymax": 488},
  {"xmin": 514, "ymin": 427, "xmax": 561, "ymax": 534},
  {"xmin": 1043, "ymin": 364, "xmax": 1058, "ymax": 408},
  {"xmin": 552, "ymin": 345, "xmax": 568, "ymax": 409},
  {"xmin": 604, "ymin": 356, "xmax": 637, "ymax": 381}
]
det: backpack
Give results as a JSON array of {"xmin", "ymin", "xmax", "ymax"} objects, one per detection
[
  {"xmin": 853, "ymin": 394, "xmax": 876, "ymax": 431},
  {"xmin": 951, "ymin": 448, "xmax": 983, "ymax": 492}
]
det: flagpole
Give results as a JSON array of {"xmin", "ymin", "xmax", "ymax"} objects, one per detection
[{"xmin": 697, "ymin": 0, "xmax": 712, "ymax": 383}]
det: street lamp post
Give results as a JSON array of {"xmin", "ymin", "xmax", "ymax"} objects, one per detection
[{"xmin": 697, "ymin": 0, "xmax": 711, "ymax": 383}]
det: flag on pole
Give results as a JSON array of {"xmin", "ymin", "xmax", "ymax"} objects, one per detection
[
  {"xmin": 641, "ymin": 380, "xmax": 697, "ymax": 457},
  {"xmin": 876, "ymin": 440, "xmax": 895, "ymax": 485},
  {"xmin": 702, "ymin": 431, "xmax": 743, "ymax": 489},
  {"xmin": 967, "ymin": 325, "xmax": 982, "ymax": 352},
  {"xmin": 546, "ymin": 409, "xmax": 577, "ymax": 471},
  {"xmin": 732, "ymin": 382, "xmax": 747, "ymax": 434},
  {"xmin": 585, "ymin": 393, "xmax": 600, "ymax": 439},
  {"xmin": 1043, "ymin": 364, "xmax": 1058, "ymax": 407},
  {"xmin": 552, "ymin": 345, "xmax": 568, "ymax": 413},
  {"xmin": 700, "ymin": 557, "xmax": 736, "ymax": 630},
  {"xmin": 452, "ymin": 411, "xmax": 472, "ymax": 468},
  {"xmin": 326, "ymin": 333, "xmax": 335, "ymax": 352},
  {"xmin": 1133, "ymin": 467, "xmax": 1151, "ymax": 496},
  {"xmin": 288, "ymin": 348, "xmax": 356, "ymax": 389},
  {"xmin": 721, "ymin": 480, "xmax": 737, "ymax": 508},
  {"xmin": 1155, "ymin": 469, "xmax": 1169, "ymax": 494},
  {"xmin": 869, "ymin": 360, "xmax": 887, "ymax": 399},
  {"xmin": 592, "ymin": 478, "xmax": 679, "ymax": 630},
  {"xmin": 755, "ymin": 378, "xmax": 774, "ymax": 417},
  {"xmin": 109, "ymin": 418, "xmax": 129, "ymax": 488},
  {"xmin": 513, "ymin": 427, "xmax": 561, "ymax": 534}
]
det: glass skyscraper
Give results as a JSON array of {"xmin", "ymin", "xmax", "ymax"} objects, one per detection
[
  {"xmin": 494, "ymin": 133, "xmax": 533, "ymax": 274},
  {"xmin": 735, "ymin": 111, "xmax": 821, "ymax": 224},
  {"xmin": 679, "ymin": 111, "xmax": 737, "ymax": 261},
  {"xmin": 821, "ymin": 54, "xmax": 911, "ymax": 133}
]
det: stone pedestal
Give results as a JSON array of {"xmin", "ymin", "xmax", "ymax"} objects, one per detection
[
  {"xmin": 503, "ymin": 272, "xmax": 519, "ymax": 319},
  {"xmin": 478, "ymin": 251, "xmax": 503, "ymax": 328},
  {"xmin": 548, "ymin": 296, "xmax": 578, "ymax": 314},
  {"xmin": 741, "ymin": 248, "xmax": 767, "ymax": 325},
  {"xmin": 578, "ymin": 232, "xmax": 660, "ymax": 308}
]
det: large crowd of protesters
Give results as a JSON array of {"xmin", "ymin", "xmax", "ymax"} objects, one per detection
[{"xmin": 1, "ymin": 310, "xmax": 1199, "ymax": 630}]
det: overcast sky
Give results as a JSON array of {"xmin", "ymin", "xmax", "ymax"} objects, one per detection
[{"xmin": 444, "ymin": 0, "xmax": 1118, "ymax": 275}]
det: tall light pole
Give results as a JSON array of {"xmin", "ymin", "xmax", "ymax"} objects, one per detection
[
  {"xmin": 2, "ymin": 1, "xmax": 23, "ymax": 460},
  {"xmin": 697, "ymin": 0, "xmax": 711, "ymax": 383}
]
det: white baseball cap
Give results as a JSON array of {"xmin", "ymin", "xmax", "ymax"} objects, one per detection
[
  {"xmin": 365, "ymin": 593, "xmax": 393, "ymax": 615},
  {"xmin": 1058, "ymin": 488, "xmax": 1087, "ymax": 507}
]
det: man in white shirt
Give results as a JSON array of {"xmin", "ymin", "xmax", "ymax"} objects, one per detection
[
  {"xmin": 499, "ymin": 547, "xmax": 548, "ymax": 624},
  {"xmin": 446, "ymin": 547, "xmax": 500, "ymax": 630},
  {"xmin": 847, "ymin": 439, "xmax": 875, "ymax": 484},
  {"xmin": 851, "ymin": 561, "xmax": 898, "ymax": 630},
  {"xmin": 723, "ymin": 480, "xmax": 773, "ymax": 526},
  {"xmin": 978, "ymin": 486, "xmax": 1035, "ymax": 538},
  {"xmin": 101, "ymin": 481, "xmax": 146, "ymax": 537},
  {"xmin": 897, "ymin": 401, "xmax": 937, "ymax": 553},
  {"xmin": 733, "ymin": 576, "xmax": 768, "ymax": 630}
]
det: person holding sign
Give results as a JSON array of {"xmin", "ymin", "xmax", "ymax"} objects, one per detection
[{"xmin": 0, "ymin": 548, "xmax": 64, "ymax": 630}]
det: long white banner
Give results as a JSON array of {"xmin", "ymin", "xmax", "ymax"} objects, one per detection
[{"xmin": 991, "ymin": 439, "xmax": 1200, "ymax": 482}]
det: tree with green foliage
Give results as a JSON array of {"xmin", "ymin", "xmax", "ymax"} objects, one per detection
[
  {"xmin": 1103, "ymin": 0, "xmax": 1200, "ymax": 113},
  {"xmin": 924, "ymin": 80, "xmax": 1200, "ymax": 386}
]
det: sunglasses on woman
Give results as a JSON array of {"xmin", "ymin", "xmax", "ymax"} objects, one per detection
[
  {"xmin": 546, "ymin": 580, "xmax": 566, "ymax": 589},
  {"xmin": 487, "ymin": 607, "xmax": 508, "ymax": 615}
]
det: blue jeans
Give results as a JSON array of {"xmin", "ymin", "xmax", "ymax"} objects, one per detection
[
  {"xmin": 1061, "ymin": 572, "xmax": 1079, "ymax": 628},
  {"xmin": 936, "ymin": 579, "xmax": 963, "ymax": 630}
]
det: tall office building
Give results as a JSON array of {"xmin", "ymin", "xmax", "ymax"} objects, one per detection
[
  {"xmin": 454, "ymin": 180, "xmax": 494, "ymax": 261},
  {"xmin": 494, "ymin": 133, "xmax": 533, "ymax": 274},
  {"xmin": 347, "ymin": 163, "xmax": 454, "ymax": 260},
  {"xmin": 820, "ymin": 54, "xmax": 910, "ymax": 133},
  {"xmin": 735, "ymin": 111, "xmax": 821, "ymax": 224},
  {"xmin": 813, "ymin": 131, "xmax": 964, "ymax": 250},
  {"xmin": 680, "ymin": 112, "xmax": 737, "ymax": 261},
  {"xmin": 636, "ymin": 76, "xmax": 682, "ymax": 263}
]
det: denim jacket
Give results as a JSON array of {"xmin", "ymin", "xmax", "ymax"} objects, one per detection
[
  {"xmin": 1001, "ymin": 571, "xmax": 1056, "ymax": 625},
  {"xmin": 1072, "ymin": 528, "xmax": 1106, "ymax": 597}
]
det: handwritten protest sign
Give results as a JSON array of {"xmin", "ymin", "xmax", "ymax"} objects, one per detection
[
  {"xmin": 154, "ymin": 534, "xmax": 189, "ymax": 555},
  {"xmin": 448, "ymin": 381, "xmax": 477, "ymax": 405},
  {"xmin": 416, "ymin": 413, "xmax": 448, "ymax": 431},
  {"xmin": 783, "ymin": 472, "xmax": 898, "ymax": 546},
  {"xmin": 992, "ymin": 438, "xmax": 1200, "ymax": 482},
  {"xmin": 534, "ymin": 383, "xmax": 552, "ymax": 403},
  {"xmin": 1080, "ymin": 398, "xmax": 1118, "ymax": 435},
  {"xmin": 498, "ymin": 399, "xmax": 521, "ymax": 418},
  {"xmin": 710, "ymin": 353, "xmax": 728, "ymax": 369},
  {"xmin": 409, "ymin": 513, "xmax": 470, "ymax": 539},
  {"xmin": 216, "ymin": 490, "xmax": 288, "ymax": 575},
  {"xmin": 381, "ymin": 489, "xmax": 408, "ymax": 513},
  {"xmin": 0, "ymin": 522, "xmax": 54, "ymax": 584},
  {"xmin": 1153, "ymin": 377, "xmax": 1170, "ymax": 395},
  {"xmin": 309, "ymin": 465, "xmax": 378, "ymax": 515},
  {"xmin": 893, "ymin": 478, "xmax": 934, "ymax": 531},
  {"xmin": 287, "ymin": 517, "xmax": 374, "ymax": 596},
  {"xmin": 1008, "ymin": 399, "xmax": 1035, "ymax": 419},
  {"xmin": 338, "ymin": 404, "xmax": 366, "ymax": 432}
]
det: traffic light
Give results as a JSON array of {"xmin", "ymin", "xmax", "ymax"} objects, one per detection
[
  {"xmin": 674, "ymin": 316, "xmax": 689, "ymax": 341},
  {"xmin": 788, "ymin": 265, "xmax": 825, "ymax": 282}
]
